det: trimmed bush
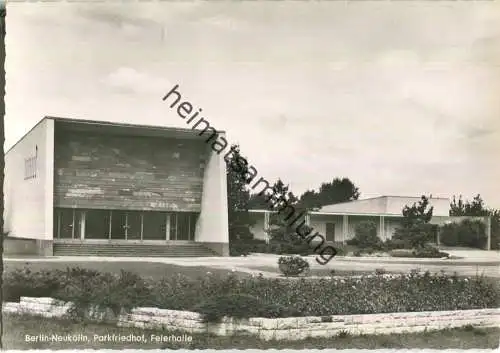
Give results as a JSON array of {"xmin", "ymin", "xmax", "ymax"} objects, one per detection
[
  {"xmin": 390, "ymin": 246, "xmax": 448, "ymax": 258},
  {"xmin": 412, "ymin": 245, "xmax": 449, "ymax": 258},
  {"xmin": 389, "ymin": 249, "xmax": 414, "ymax": 258},
  {"xmin": 230, "ymin": 238, "xmax": 268, "ymax": 256},
  {"xmin": 278, "ymin": 256, "xmax": 310, "ymax": 276},
  {"xmin": 383, "ymin": 238, "xmax": 410, "ymax": 250},
  {"xmin": 193, "ymin": 293, "xmax": 299, "ymax": 323},
  {"xmin": 3, "ymin": 268, "xmax": 64, "ymax": 302},
  {"xmin": 56, "ymin": 269, "xmax": 152, "ymax": 318},
  {"xmin": 347, "ymin": 221, "xmax": 382, "ymax": 250},
  {"xmin": 440, "ymin": 219, "xmax": 487, "ymax": 249}
]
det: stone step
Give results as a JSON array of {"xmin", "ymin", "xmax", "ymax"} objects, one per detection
[{"xmin": 53, "ymin": 243, "xmax": 217, "ymax": 257}]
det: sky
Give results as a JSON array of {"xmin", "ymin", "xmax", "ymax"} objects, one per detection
[{"xmin": 5, "ymin": 1, "xmax": 500, "ymax": 208}]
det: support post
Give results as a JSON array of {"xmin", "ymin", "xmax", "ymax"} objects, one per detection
[
  {"xmin": 140, "ymin": 214, "xmax": 144, "ymax": 241},
  {"xmin": 486, "ymin": 216, "xmax": 491, "ymax": 251},
  {"xmin": 166, "ymin": 213, "xmax": 171, "ymax": 241},
  {"xmin": 379, "ymin": 215, "xmax": 385, "ymax": 241},
  {"xmin": 342, "ymin": 215, "xmax": 349, "ymax": 244},
  {"xmin": 80, "ymin": 211, "xmax": 85, "ymax": 240},
  {"xmin": 264, "ymin": 211, "xmax": 270, "ymax": 244},
  {"xmin": 108, "ymin": 211, "xmax": 112, "ymax": 240},
  {"xmin": 71, "ymin": 209, "xmax": 75, "ymax": 239}
]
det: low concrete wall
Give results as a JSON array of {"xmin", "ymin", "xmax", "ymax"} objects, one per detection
[
  {"xmin": 3, "ymin": 238, "xmax": 54, "ymax": 256},
  {"xmin": 4, "ymin": 297, "xmax": 499, "ymax": 341},
  {"xmin": 4, "ymin": 237, "xmax": 38, "ymax": 255}
]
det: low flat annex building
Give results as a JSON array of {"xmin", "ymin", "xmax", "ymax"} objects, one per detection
[
  {"xmin": 249, "ymin": 196, "xmax": 492, "ymax": 250},
  {"xmin": 4, "ymin": 117, "xmax": 229, "ymax": 257}
]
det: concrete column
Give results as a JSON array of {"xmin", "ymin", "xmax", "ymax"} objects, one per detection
[
  {"xmin": 264, "ymin": 211, "xmax": 271, "ymax": 244},
  {"xmin": 379, "ymin": 216, "xmax": 385, "ymax": 241},
  {"xmin": 80, "ymin": 212, "xmax": 85, "ymax": 240},
  {"xmin": 166, "ymin": 213, "xmax": 171, "ymax": 241},
  {"xmin": 194, "ymin": 136, "xmax": 230, "ymax": 256},
  {"xmin": 342, "ymin": 215, "xmax": 349, "ymax": 244},
  {"xmin": 44, "ymin": 119, "xmax": 55, "ymax": 242},
  {"xmin": 486, "ymin": 216, "xmax": 491, "ymax": 250}
]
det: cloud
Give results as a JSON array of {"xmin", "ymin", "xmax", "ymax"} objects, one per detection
[{"xmin": 102, "ymin": 67, "xmax": 172, "ymax": 96}]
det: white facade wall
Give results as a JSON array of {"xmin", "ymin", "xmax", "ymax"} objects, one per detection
[
  {"xmin": 4, "ymin": 118, "xmax": 54, "ymax": 241},
  {"xmin": 194, "ymin": 136, "xmax": 229, "ymax": 254}
]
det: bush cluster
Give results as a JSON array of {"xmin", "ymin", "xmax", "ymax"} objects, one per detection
[
  {"xmin": 3, "ymin": 267, "xmax": 151, "ymax": 318},
  {"xmin": 193, "ymin": 293, "xmax": 299, "ymax": 323},
  {"xmin": 230, "ymin": 238, "xmax": 316, "ymax": 257},
  {"xmin": 278, "ymin": 256, "xmax": 310, "ymax": 276},
  {"xmin": 4, "ymin": 267, "xmax": 499, "ymax": 323},
  {"xmin": 346, "ymin": 221, "xmax": 383, "ymax": 250},
  {"xmin": 390, "ymin": 245, "xmax": 448, "ymax": 258},
  {"xmin": 440, "ymin": 219, "xmax": 487, "ymax": 249}
]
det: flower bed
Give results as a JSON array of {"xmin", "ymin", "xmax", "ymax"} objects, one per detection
[{"xmin": 3, "ymin": 267, "xmax": 499, "ymax": 322}]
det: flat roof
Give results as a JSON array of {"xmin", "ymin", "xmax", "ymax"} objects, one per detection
[
  {"xmin": 7, "ymin": 116, "xmax": 226, "ymax": 154},
  {"xmin": 49, "ymin": 116, "xmax": 225, "ymax": 135}
]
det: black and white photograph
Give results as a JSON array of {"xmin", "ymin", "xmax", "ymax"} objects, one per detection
[{"xmin": 0, "ymin": 0, "xmax": 499, "ymax": 350}]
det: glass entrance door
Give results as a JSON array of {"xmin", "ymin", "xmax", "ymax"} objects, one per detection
[{"xmin": 56, "ymin": 209, "xmax": 74, "ymax": 239}]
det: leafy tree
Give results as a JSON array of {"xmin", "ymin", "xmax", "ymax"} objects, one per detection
[
  {"xmin": 298, "ymin": 177, "xmax": 360, "ymax": 210},
  {"xmin": 449, "ymin": 194, "xmax": 499, "ymax": 250},
  {"xmin": 393, "ymin": 195, "xmax": 435, "ymax": 249},
  {"xmin": 450, "ymin": 194, "xmax": 489, "ymax": 216},
  {"xmin": 248, "ymin": 179, "xmax": 299, "ymax": 210},
  {"xmin": 248, "ymin": 192, "xmax": 270, "ymax": 210},
  {"xmin": 225, "ymin": 144, "xmax": 255, "ymax": 242},
  {"xmin": 297, "ymin": 189, "xmax": 322, "ymax": 210},
  {"xmin": 440, "ymin": 219, "xmax": 487, "ymax": 248},
  {"xmin": 265, "ymin": 180, "xmax": 311, "ymax": 255},
  {"xmin": 249, "ymin": 177, "xmax": 360, "ymax": 211}
]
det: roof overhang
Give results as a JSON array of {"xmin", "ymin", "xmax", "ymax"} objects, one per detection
[{"xmin": 51, "ymin": 116, "xmax": 225, "ymax": 141}]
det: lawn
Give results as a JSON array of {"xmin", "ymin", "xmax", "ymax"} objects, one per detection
[
  {"xmin": 3, "ymin": 313, "xmax": 499, "ymax": 349},
  {"xmin": 3, "ymin": 261, "xmax": 250, "ymax": 281}
]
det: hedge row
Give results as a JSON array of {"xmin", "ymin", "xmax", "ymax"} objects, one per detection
[{"xmin": 3, "ymin": 267, "xmax": 499, "ymax": 322}]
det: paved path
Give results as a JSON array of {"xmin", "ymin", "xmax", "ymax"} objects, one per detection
[{"xmin": 5, "ymin": 251, "xmax": 499, "ymax": 278}]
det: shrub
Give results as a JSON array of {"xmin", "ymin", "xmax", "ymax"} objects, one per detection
[
  {"xmin": 393, "ymin": 223, "xmax": 436, "ymax": 250},
  {"xmin": 383, "ymin": 238, "xmax": 409, "ymax": 250},
  {"xmin": 3, "ymin": 268, "xmax": 64, "ymax": 302},
  {"xmin": 193, "ymin": 293, "xmax": 298, "ymax": 323},
  {"xmin": 364, "ymin": 247, "xmax": 375, "ymax": 255},
  {"xmin": 390, "ymin": 249, "xmax": 414, "ymax": 257},
  {"xmin": 56, "ymin": 268, "xmax": 152, "ymax": 318},
  {"xmin": 4, "ymin": 267, "xmax": 499, "ymax": 320},
  {"xmin": 278, "ymin": 256, "xmax": 310, "ymax": 277},
  {"xmin": 412, "ymin": 245, "xmax": 449, "ymax": 258},
  {"xmin": 347, "ymin": 221, "xmax": 382, "ymax": 250},
  {"xmin": 230, "ymin": 238, "xmax": 268, "ymax": 256},
  {"xmin": 390, "ymin": 246, "xmax": 448, "ymax": 258},
  {"xmin": 440, "ymin": 219, "xmax": 487, "ymax": 249}
]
